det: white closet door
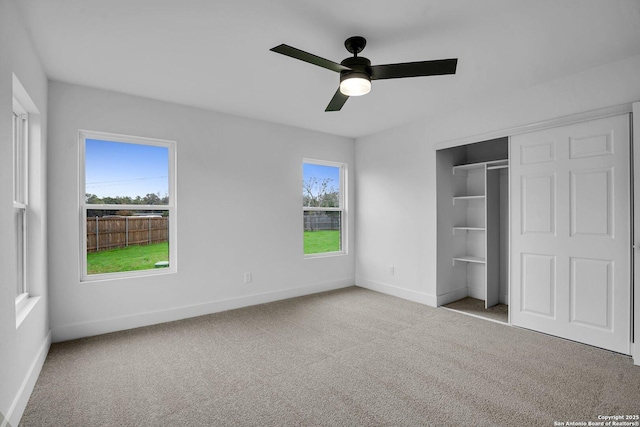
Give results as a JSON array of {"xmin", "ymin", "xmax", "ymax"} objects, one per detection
[{"xmin": 510, "ymin": 114, "xmax": 631, "ymax": 354}]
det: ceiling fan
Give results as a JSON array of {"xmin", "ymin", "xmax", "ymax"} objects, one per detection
[{"xmin": 270, "ymin": 36, "xmax": 458, "ymax": 112}]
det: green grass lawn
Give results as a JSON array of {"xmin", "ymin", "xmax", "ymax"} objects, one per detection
[
  {"xmin": 304, "ymin": 230, "xmax": 341, "ymax": 255},
  {"xmin": 87, "ymin": 242, "xmax": 169, "ymax": 274},
  {"xmin": 88, "ymin": 232, "xmax": 338, "ymax": 274}
]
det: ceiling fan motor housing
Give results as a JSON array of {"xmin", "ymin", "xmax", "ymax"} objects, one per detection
[{"xmin": 340, "ymin": 56, "xmax": 372, "ymax": 83}]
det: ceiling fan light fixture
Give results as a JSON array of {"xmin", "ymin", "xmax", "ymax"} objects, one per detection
[
  {"xmin": 339, "ymin": 73, "xmax": 371, "ymax": 96},
  {"xmin": 270, "ymin": 36, "xmax": 457, "ymax": 111}
]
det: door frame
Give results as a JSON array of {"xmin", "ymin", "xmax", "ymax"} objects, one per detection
[{"xmin": 632, "ymin": 102, "xmax": 639, "ymax": 365}]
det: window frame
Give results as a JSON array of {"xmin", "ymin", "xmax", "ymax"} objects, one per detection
[
  {"xmin": 79, "ymin": 130, "xmax": 177, "ymax": 282},
  {"xmin": 13, "ymin": 97, "xmax": 28, "ymax": 305},
  {"xmin": 302, "ymin": 158, "xmax": 347, "ymax": 258}
]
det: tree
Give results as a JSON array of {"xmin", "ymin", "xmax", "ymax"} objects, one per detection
[
  {"xmin": 142, "ymin": 193, "xmax": 162, "ymax": 205},
  {"xmin": 85, "ymin": 193, "xmax": 103, "ymax": 204},
  {"xmin": 85, "ymin": 192, "xmax": 168, "ymax": 206},
  {"xmin": 102, "ymin": 196, "xmax": 133, "ymax": 205},
  {"xmin": 303, "ymin": 177, "xmax": 339, "ymax": 208}
]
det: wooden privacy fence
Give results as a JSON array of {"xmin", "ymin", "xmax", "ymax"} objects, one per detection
[
  {"xmin": 303, "ymin": 212, "xmax": 341, "ymax": 231},
  {"xmin": 87, "ymin": 216, "xmax": 168, "ymax": 252}
]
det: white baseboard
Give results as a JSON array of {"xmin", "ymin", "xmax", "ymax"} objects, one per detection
[
  {"xmin": 51, "ymin": 279, "xmax": 354, "ymax": 342},
  {"xmin": 356, "ymin": 278, "xmax": 437, "ymax": 307},
  {"xmin": 436, "ymin": 288, "xmax": 510, "ymax": 307},
  {"xmin": 4, "ymin": 331, "xmax": 51, "ymax": 427},
  {"xmin": 467, "ymin": 286, "xmax": 484, "ymax": 301},
  {"xmin": 436, "ymin": 287, "xmax": 468, "ymax": 306}
]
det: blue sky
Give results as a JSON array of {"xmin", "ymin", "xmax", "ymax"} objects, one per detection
[
  {"xmin": 86, "ymin": 144, "xmax": 337, "ymax": 199},
  {"xmin": 85, "ymin": 139, "xmax": 169, "ymax": 199},
  {"xmin": 303, "ymin": 163, "xmax": 340, "ymax": 192}
]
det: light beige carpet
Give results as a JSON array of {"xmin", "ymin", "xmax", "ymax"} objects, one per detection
[
  {"xmin": 20, "ymin": 287, "xmax": 640, "ymax": 426},
  {"xmin": 444, "ymin": 297, "xmax": 509, "ymax": 323}
]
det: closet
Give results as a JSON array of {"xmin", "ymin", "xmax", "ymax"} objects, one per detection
[
  {"xmin": 435, "ymin": 111, "xmax": 633, "ymax": 356},
  {"xmin": 436, "ymin": 138, "xmax": 509, "ymax": 319}
]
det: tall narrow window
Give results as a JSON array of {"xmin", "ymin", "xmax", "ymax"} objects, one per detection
[
  {"xmin": 80, "ymin": 131, "xmax": 176, "ymax": 280},
  {"xmin": 13, "ymin": 98, "xmax": 28, "ymax": 298},
  {"xmin": 303, "ymin": 160, "xmax": 346, "ymax": 256}
]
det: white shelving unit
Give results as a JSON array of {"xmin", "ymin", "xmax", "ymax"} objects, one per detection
[{"xmin": 449, "ymin": 159, "xmax": 506, "ymax": 308}]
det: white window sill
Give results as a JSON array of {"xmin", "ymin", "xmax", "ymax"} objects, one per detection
[
  {"xmin": 16, "ymin": 294, "xmax": 41, "ymax": 329},
  {"xmin": 81, "ymin": 267, "xmax": 176, "ymax": 283},
  {"xmin": 304, "ymin": 251, "xmax": 347, "ymax": 259}
]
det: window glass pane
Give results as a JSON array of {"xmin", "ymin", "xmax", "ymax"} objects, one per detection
[
  {"xmin": 85, "ymin": 139, "xmax": 169, "ymax": 205},
  {"xmin": 15, "ymin": 208, "xmax": 25, "ymax": 296},
  {"xmin": 13, "ymin": 112, "xmax": 19, "ymax": 202},
  {"xmin": 86, "ymin": 209, "xmax": 170, "ymax": 275},
  {"xmin": 303, "ymin": 212, "xmax": 341, "ymax": 254},
  {"xmin": 302, "ymin": 163, "xmax": 340, "ymax": 208},
  {"xmin": 302, "ymin": 161, "xmax": 344, "ymax": 255},
  {"xmin": 82, "ymin": 134, "xmax": 174, "ymax": 279},
  {"xmin": 13, "ymin": 112, "xmax": 26, "ymax": 204}
]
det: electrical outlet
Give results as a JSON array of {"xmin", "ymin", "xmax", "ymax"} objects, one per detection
[
  {"xmin": 388, "ymin": 265, "xmax": 394, "ymax": 276},
  {"xmin": 244, "ymin": 272, "xmax": 252, "ymax": 283}
]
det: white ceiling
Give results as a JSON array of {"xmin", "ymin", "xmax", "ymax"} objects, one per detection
[{"xmin": 15, "ymin": 0, "xmax": 640, "ymax": 138}]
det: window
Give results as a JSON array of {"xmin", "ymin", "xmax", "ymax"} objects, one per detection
[
  {"xmin": 80, "ymin": 131, "xmax": 176, "ymax": 280},
  {"xmin": 13, "ymin": 74, "xmax": 43, "ymax": 327},
  {"xmin": 303, "ymin": 160, "xmax": 346, "ymax": 256},
  {"xmin": 13, "ymin": 98, "xmax": 28, "ymax": 300}
]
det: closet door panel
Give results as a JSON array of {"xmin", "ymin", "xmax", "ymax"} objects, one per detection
[
  {"xmin": 570, "ymin": 257, "xmax": 612, "ymax": 330},
  {"xmin": 510, "ymin": 114, "xmax": 630, "ymax": 354},
  {"xmin": 520, "ymin": 253, "xmax": 556, "ymax": 317},
  {"xmin": 521, "ymin": 174, "xmax": 556, "ymax": 235}
]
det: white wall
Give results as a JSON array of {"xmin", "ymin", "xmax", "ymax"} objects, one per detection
[
  {"xmin": 48, "ymin": 81, "xmax": 355, "ymax": 342},
  {"xmin": 0, "ymin": 0, "xmax": 50, "ymax": 425},
  {"xmin": 355, "ymin": 54, "xmax": 640, "ymax": 306},
  {"xmin": 355, "ymin": 119, "xmax": 437, "ymax": 305}
]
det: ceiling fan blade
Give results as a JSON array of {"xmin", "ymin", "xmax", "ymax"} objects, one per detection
[
  {"xmin": 270, "ymin": 44, "xmax": 351, "ymax": 73},
  {"xmin": 325, "ymin": 88, "xmax": 349, "ymax": 112},
  {"xmin": 370, "ymin": 58, "xmax": 458, "ymax": 80}
]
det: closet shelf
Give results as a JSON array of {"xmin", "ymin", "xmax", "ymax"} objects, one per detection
[
  {"xmin": 452, "ymin": 159, "xmax": 508, "ymax": 174},
  {"xmin": 453, "ymin": 255, "xmax": 486, "ymax": 265},
  {"xmin": 453, "ymin": 195, "xmax": 485, "ymax": 205},
  {"xmin": 453, "ymin": 227, "xmax": 485, "ymax": 234},
  {"xmin": 453, "ymin": 163, "xmax": 485, "ymax": 173}
]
